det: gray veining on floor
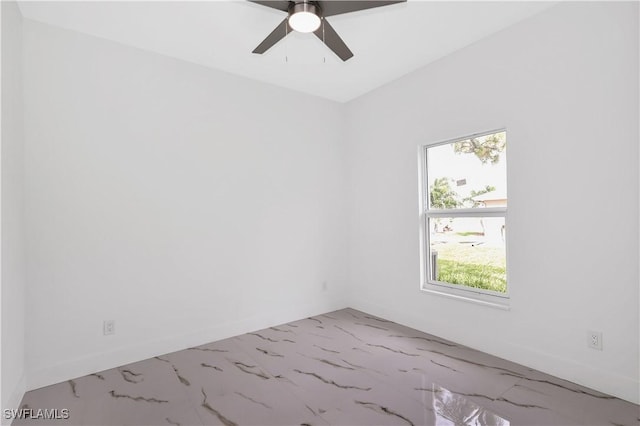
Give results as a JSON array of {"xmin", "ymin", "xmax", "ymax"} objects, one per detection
[{"xmin": 14, "ymin": 308, "xmax": 640, "ymax": 425}]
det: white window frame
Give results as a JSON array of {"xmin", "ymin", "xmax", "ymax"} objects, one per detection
[{"xmin": 418, "ymin": 129, "xmax": 510, "ymax": 309}]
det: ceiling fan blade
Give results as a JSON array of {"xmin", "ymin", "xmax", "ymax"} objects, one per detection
[
  {"xmin": 319, "ymin": 0, "xmax": 405, "ymax": 17},
  {"xmin": 252, "ymin": 18, "xmax": 292, "ymax": 54},
  {"xmin": 313, "ymin": 19, "xmax": 353, "ymax": 61},
  {"xmin": 249, "ymin": 1, "xmax": 291, "ymax": 12}
]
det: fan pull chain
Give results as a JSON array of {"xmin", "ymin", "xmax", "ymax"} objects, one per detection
[
  {"xmin": 285, "ymin": 20, "xmax": 289, "ymax": 63},
  {"xmin": 322, "ymin": 18, "xmax": 326, "ymax": 64}
]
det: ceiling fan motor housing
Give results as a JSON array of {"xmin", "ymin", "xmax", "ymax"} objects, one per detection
[{"xmin": 289, "ymin": 1, "xmax": 321, "ymax": 17}]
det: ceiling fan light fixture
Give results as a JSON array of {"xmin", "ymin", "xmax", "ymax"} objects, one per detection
[
  {"xmin": 288, "ymin": 3, "xmax": 321, "ymax": 33},
  {"xmin": 252, "ymin": 0, "xmax": 406, "ymax": 61}
]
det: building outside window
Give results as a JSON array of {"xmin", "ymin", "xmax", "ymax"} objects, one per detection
[{"xmin": 419, "ymin": 130, "xmax": 508, "ymax": 306}]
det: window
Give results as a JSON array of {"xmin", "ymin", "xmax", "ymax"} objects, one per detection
[{"xmin": 419, "ymin": 130, "xmax": 508, "ymax": 305}]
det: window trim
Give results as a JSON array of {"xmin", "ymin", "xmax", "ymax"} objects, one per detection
[{"xmin": 418, "ymin": 129, "xmax": 509, "ymax": 306}]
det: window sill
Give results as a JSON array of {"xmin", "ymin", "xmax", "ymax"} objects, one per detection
[{"xmin": 421, "ymin": 286, "xmax": 511, "ymax": 310}]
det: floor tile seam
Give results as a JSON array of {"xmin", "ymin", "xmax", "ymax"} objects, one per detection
[
  {"xmin": 170, "ymin": 361, "xmax": 208, "ymax": 426},
  {"xmin": 114, "ymin": 371, "xmax": 193, "ymax": 408},
  {"xmin": 86, "ymin": 384, "xmax": 198, "ymax": 426},
  {"xmin": 347, "ymin": 364, "xmax": 440, "ymax": 412},
  {"xmin": 305, "ymin": 319, "xmax": 445, "ymax": 414},
  {"xmin": 226, "ymin": 335, "xmax": 328, "ymax": 424},
  {"xmin": 496, "ymin": 379, "xmax": 521, "ymax": 400},
  {"xmin": 492, "ymin": 380, "xmax": 588, "ymax": 425},
  {"xmin": 355, "ymin": 337, "xmax": 521, "ymax": 404},
  {"xmin": 376, "ymin": 345, "xmax": 539, "ymax": 419},
  {"xmin": 165, "ymin": 343, "xmax": 258, "ymax": 426},
  {"xmin": 166, "ymin": 357, "xmax": 199, "ymax": 413},
  {"xmin": 235, "ymin": 318, "xmax": 437, "ymax": 424},
  {"xmin": 59, "ymin": 377, "xmax": 143, "ymax": 426},
  {"xmin": 188, "ymin": 393, "xmax": 208, "ymax": 426},
  {"xmin": 195, "ymin": 379, "xmax": 333, "ymax": 426}
]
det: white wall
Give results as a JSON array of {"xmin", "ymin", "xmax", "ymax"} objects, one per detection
[
  {"xmin": 345, "ymin": 2, "xmax": 639, "ymax": 404},
  {"xmin": 22, "ymin": 20, "xmax": 349, "ymax": 390},
  {"xmin": 1, "ymin": 0, "xmax": 27, "ymax": 417}
]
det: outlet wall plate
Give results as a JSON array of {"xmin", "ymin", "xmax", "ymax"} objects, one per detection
[
  {"xmin": 587, "ymin": 330, "xmax": 602, "ymax": 350},
  {"xmin": 103, "ymin": 320, "xmax": 115, "ymax": 335}
]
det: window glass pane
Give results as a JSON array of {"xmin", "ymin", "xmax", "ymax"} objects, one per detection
[
  {"xmin": 427, "ymin": 132, "xmax": 507, "ymax": 210},
  {"xmin": 428, "ymin": 216, "xmax": 506, "ymax": 294}
]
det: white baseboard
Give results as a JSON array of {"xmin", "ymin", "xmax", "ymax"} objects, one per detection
[
  {"xmin": 27, "ymin": 298, "xmax": 348, "ymax": 392},
  {"xmin": 348, "ymin": 298, "xmax": 640, "ymax": 405},
  {"xmin": 2, "ymin": 373, "xmax": 26, "ymax": 426}
]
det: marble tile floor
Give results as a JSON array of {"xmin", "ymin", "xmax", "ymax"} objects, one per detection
[{"xmin": 15, "ymin": 308, "xmax": 639, "ymax": 426}]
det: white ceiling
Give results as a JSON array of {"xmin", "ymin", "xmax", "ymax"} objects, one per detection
[{"xmin": 17, "ymin": 1, "xmax": 557, "ymax": 102}]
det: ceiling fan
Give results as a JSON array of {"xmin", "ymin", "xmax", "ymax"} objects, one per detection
[{"xmin": 250, "ymin": 0, "xmax": 406, "ymax": 61}]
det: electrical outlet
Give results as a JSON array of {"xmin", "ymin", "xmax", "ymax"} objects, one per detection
[
  {"xmin": 103, "ymin": 320, "xmax": 115, "ymax": 336},
  {"xmin": 587, "ymin": 331, "xmax": 602, "ymax": 350}
]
